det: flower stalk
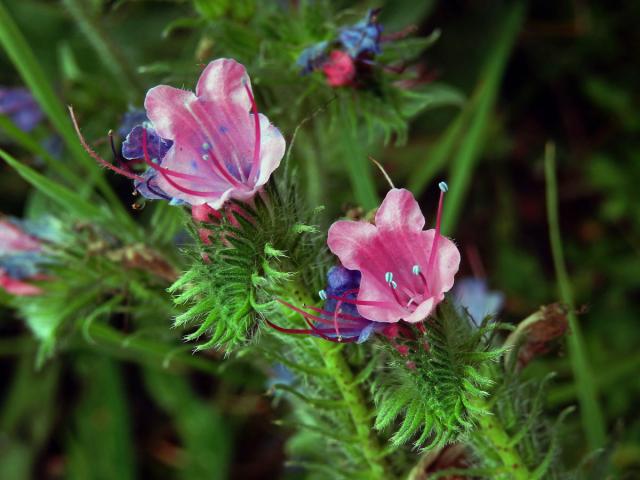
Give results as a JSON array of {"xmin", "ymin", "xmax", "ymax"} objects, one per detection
[
  {"xmin": 316, "ymin": 341, "xmax": 390, "ymax": 479},
  {"xmin": 467, "ymin": 395, "xmax": 531, "ymax": 480}
]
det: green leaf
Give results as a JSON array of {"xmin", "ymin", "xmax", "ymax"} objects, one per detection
[
  {"xmin": 0, "ymin": 149, "xmax": 107, "ymax": 222},
  {"xmin": 397, "ymin": 83, "xmax": 465, "ymax": 118},
  {"xmin": 66, "ymin": 357, "xmax": 136, "ymax": 480}
]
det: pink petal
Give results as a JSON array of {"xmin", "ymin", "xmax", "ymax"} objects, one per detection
[
  {"xmin": 0, "ymin": 272, "xmax": 42, "ymax": 296},
  {"xmin": 195, "ymin": 59, "xmax": 251, "ymax": 110},
  {"xmin": 144, "ymin": 85, "xmax": 196, "ymax": 141},
  {"xmin": 403, "ymin": 296, "xmax": 438, "ymax": 323},
  {"xmin": 375, "ymin": 188, "xmax": 425, "ymax": 232},
  {"xmin": 251, "ymin": 113, "xmax": 285, "ymax": 189},
  {"xmin": 0, "ymin": 220, "xmax": 41, "ymax": 254},
  {"xmin": 327, "ymin": 220, "xmax": 378, "ymax": 271},
  {"xmin": 424, "ymin": 230, "xmax": 460, "ymax": 295}
]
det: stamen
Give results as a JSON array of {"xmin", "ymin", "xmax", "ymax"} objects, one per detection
[
  {"xmin": 68, "ymin": 106, "xmax": 143, "ymax": 181},
  {"xmin": 325, "ymin": 293, "xmax": 396, "ymax": 308},
  {"xmin": 412, "ymin": 264, "xmax": 429, "ymax": 293},
  {"xmin": 202, "ymin": 145, "xmax": 244, "ymax": 187},
  {"xmin": 426, "ymin": 179, "xmax": 448, "ymax": 286},
  {"xmin": 333, "ymin": 298, "xmax": 344, "ymax": 341},
  {"xmin": 264, "ymin": 318, "xmax": 313, "ymax": 335},
  {"xmin": 243, "ymin": 83, "xmax": 261, "ymax": 182},
  {"xmin": 386, "ymin": 272, "xmax": 409, "ymax": 309},
  {"xmin": 304, "ymin": 305, "xmax": 367, "ymax": 323}
]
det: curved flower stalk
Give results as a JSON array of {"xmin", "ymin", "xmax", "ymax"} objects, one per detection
[
  {"xmin": 328, "ymin": 184, "xmax": 460, "ymax": 324},
  {"xmin": 0, "ymin": 217, "xmax": 47, "ymax": 296},
  {"xmin": 71, "ymin": 58, "xmax": 286, "ymax": 210}
]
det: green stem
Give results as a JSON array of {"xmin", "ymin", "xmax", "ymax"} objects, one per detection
[
  {"xmin": 470, "ymin": 395, "xmax": 531, "ymax": 480},
  {"xmin": 315, "ymin": 341, "xmax": 389, "ymax": 479},
  {"xmin": 544, "ymin": 142, "xmax": 606, "ymax": 449}
]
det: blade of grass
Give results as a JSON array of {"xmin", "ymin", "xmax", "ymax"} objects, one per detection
[
  {"xmin": 544, "ymin": 142, "xmax": 606, "ymax": 449},
  {"xmin": 62, "ymin": 0, "xmax": 144, "ymax": 99},
  {"xmin": 0, "ymin": 3, "xmax": 135, "ymax": 230},
  {"xmin": 339, "ymin": 97, "xmax": 379, "ymax": 210},
  {"xmin": 0, "ymin": 149, "xmax": 107, "ymax": 221},
  {"xmin": 408, "ymin": 85, "xmax": 480, "ymax": 196},
  {"xmin": 441, "ymin": 1, "xmax": 526, "ymax": 234},
  {"xmin": 0, "ymin": 115, "xmax": 82, "ymax": 185}
]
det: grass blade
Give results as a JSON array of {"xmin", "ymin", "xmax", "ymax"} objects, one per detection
[
  {"xmin": 0, "ymin": 148, "xmax": 106, "ymax": 221},
  {"xmin": 544, "ymin": 142, "xmax": 606, "ymax": 449},
  {"xmin": 441, "ymin": 1, "xmax": 526, "ymax": 234}
]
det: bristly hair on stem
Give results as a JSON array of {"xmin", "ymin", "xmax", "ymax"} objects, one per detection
[
  {"xmin": 169, "ymin": 176, "xmax": 328, "ymax": 352},
  {"xmin": 372, "ymin": 299, "xmax": 506, "ymax": 450}
]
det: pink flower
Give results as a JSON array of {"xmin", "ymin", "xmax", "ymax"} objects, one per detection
[
  {"xmin": 327, "ymin": 185, "xmax": 460, "ymax": 323},
  {"xmin": 141, "ymin": 58, "xmax": 286, "ymax": 209},
  {"xmin": 0, "ymin": 218, "xmax": 44, "ymax": 296},
  {"xmin": 322, "ymin": 51, "xmax": 356, "ymax": 87},
  {"xmin": 71, "ymin": 59, "xmax": 286, "ymax": 210}
]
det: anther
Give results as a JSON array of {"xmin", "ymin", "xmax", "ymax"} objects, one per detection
[
  {"xmin": 202, "ymin": 142, "xmax": 210, "ymax": 150},
  {"xmin": 202, "ymin": 154, "xmax": 210, "ymax": 161},
  {"xmin": 385, "ymin": 272, "xmax": 394, "ymax": 283},
  {"xmin": 439, "ymin": 181, "xmax": 448, "ymax": 192},
  {"xmin": 412, "ymin": 265, "xmax": 421, "ymax": 275},
  {"xmin": 318, "ymin": 289, "xmax": 327, "ymax": 301}
]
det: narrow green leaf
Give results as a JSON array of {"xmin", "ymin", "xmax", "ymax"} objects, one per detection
[
  {"xmin": 544, "ymin": 143, "xmax": 605, "ymax": 449},
  {"xmin": 0, "ymin": 149, "xmax": 106, "ymax": 221},
  {"xmin": 441, "ymin": 1, "xmax": 526, "ymax": 233}
]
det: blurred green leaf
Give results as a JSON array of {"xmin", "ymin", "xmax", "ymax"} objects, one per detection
[
  {"xmin": 143, "ymin": 369, "xmax": 232, "ymax": 479},
  {"xmin": 66, "ymin": 356, "xmax": 136, "ymax": 480}
]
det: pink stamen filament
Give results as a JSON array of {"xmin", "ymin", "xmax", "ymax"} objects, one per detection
[
  {"xmin": 265, "ymin": 311, "xmax": 360, "ymax": 344},
  {"xmin": 243, "ymin": 83, "xmax": 261, "ymax": 183},
  {"xmin": 276, "ymin": 299, "xmax": 369, "ymax": 328},
  {"xmin": 333, "ymin": 298, "xmax": 344, "ymax": 341},
  {"xmin": 426, "ymin": 184, "xmax": 447, "ymax": 289},
  {"xmin": 325, "ymin": 294, "xmax": 397, "ymax": 309},
  {"xmin": 203, "ymin": 146, "xmax": 244, "ymax": 187},
  {"xmin": 68, "ymin": 106, "xmax": 143, "ymax": 182},
  {"xmin": 187, "ymin": 101, "xmax": 246, "ymax": 187}
]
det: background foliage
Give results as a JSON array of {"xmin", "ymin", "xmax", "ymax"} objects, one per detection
[{"xmin": 0, "ymin": 0, "xmax": 639, "ymax": 478}]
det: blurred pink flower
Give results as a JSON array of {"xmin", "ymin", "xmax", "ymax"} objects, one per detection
[
  {"xmin": 0, "ymin": 219, "xmax": 44, "ymax": 296},
  {"xmin": 322, "ymin": 51, "xmax": 356, "ymax": 87},
  {"xmin": 327, "ymin": 185, "xmax": 460, "ymax": 323}
]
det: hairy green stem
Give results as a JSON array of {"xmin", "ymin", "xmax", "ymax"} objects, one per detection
[
  {"xmin": 544, "ymin": 142, "xmax": 606, "ymax": 448},
  {"xmin": 315, "ymin": 341, "xmax": 390, "ymax": 479},
  {"xmin": 469, "ymin": 395, "xmax": 531, "ymax": 480}
]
